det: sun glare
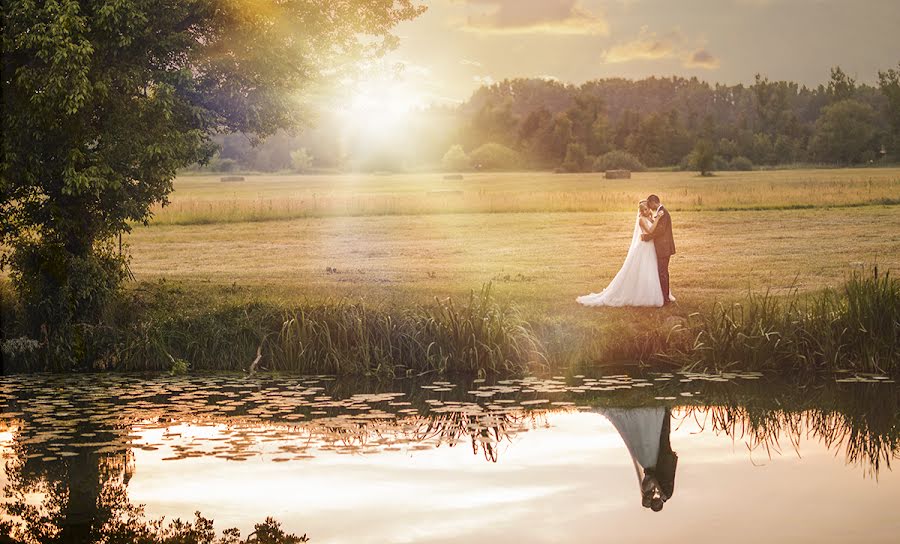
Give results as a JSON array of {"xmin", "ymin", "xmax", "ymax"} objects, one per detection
[{"xmin": 338, "ymin": 77, "xmax": 426, "ymax": 144}]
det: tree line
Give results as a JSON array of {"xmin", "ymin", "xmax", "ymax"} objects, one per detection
[
  {"xmin": 456, "ymin": 66, "xmax": 899, "ymax": 172},
  {"xmin": 207, "ymin": 65, "xmax": 900, "ymax": 174}
]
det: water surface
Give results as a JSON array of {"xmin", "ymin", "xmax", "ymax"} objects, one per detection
[{"xmin": 2, "ymin": 372, "xmax": 899, "ymax": 543}]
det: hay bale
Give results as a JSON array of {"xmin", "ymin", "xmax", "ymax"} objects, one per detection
[
  {"xmin": 604, "ymin": 169, "xmax": 631, "ymax": 179},
  {"xmin": 220, "ymin": 176, "xmax": 245, "ymax": 182}
]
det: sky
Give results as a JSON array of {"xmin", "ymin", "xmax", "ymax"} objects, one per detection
[{"xmin": 366, "ymin": 0, "xmax": 900, "ymax": 107}]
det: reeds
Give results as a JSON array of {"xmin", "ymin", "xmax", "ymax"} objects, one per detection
[
  {"xmin": 1, "ymin": 269, "xmax": 895, "ymax": 376},
  {"xmin": 663, "ymin": 267, "xmax": 899, "ymax": 374},
  {"xmin": 92, "ymin": 284, "xmax": 546, "ymax": 376}
]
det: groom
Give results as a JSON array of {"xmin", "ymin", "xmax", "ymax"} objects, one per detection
[{"xmin": 640, "ymin": 194, "xmax": 675, "ymax": 305}]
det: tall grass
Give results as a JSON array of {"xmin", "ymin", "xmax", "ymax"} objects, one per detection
[
  {"xmin": 663, "ymin": 268, "xmax": 899, "ymax": 374},
  {"xmin": 1, "ymin": 269, "xmax": 895, "ymax": 376},
  {"xmin": 0, "ymin": 284, "xmax": 546, "ymax": 376}
]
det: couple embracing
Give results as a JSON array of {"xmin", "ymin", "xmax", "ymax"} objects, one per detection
[{"xmin": 577, "ymin": 195, "xmax": 676, "ymax": 308}]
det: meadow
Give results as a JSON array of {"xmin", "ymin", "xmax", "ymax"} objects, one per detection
[
  {"xmin": 131, "ymin": 168, "xmax": 900, "ymax": 309},
  {"xmin": 4, "ymin": 168, "xmax": 898, "ymax": 374},
  {"xmin": 152, "ymin": 168, "xmax": 900, "ymax": 224}
]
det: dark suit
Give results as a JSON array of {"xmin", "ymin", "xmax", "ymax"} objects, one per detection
[
  {"xmin": 653, "ymin": 408, "xmax": 677, "ymax": 500},
  {"xmin": 647, "ymin": 206, "xmax": 675, "ymax": 303}
]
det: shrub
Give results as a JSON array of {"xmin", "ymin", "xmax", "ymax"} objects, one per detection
[
  {"xmin": 730, "ymin": 156, "xmax": 754, "ymax": 171},
  {"xmin": 592, "ymin": 150, "xmax": 646, "ymax": 172},
  {"xmin": 441, "ymin": 144, "xmax": 470, "ymax": 171},
  {"xmin": 469, "ymin": 143, "xmax": 521, "ymax": 170},
  {"xmin": 208, "ymin": 157, "xmax": 239, "ymax": 172},
  {"xmin": 290, "ymin": 148, "xmax": 313, "ymax": 173},
  {"xmin": 687, "ymin": 139, "xmax": 716, "ymax": 176},
  {"xmin": 809, "ymin": 99, "xmax": 878, "ymax": 164},
  {"xmin": 560, "ymin": 143, "xmax": 590, "ymax": 172}
]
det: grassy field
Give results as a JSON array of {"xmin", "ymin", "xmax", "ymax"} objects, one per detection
[
  {"xmin": 151, "ymin": 168, "xmax": 900, "ymax": 224},
  {"xmin": 4, "ymin": 168, "xmax": 898, "ymax": 374},
  {"xmin": 128, "ymin": 168, "xmax": 900, "ymax": 313}
]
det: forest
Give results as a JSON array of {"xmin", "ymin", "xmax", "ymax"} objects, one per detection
[{"xmin": 205, "ymin": 65, "xmax": 900, "ymax": 174}]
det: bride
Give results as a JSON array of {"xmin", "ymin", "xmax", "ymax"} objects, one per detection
[{"xmin": 576, "ymin": 200, "xmax": 674, "ymax": 307}]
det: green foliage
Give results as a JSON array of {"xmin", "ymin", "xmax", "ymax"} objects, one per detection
[
  {"xmin": 208, "ymin": 157, "xmax": 240, "ymax": 173},
  {"xmin": 809, "ymin": 99, "xmax": 878, "ymax": 163},
  {"xmin": 877, "ymin": 63, "xmax": 900, "ymax": 158},
  {"xmin": 729, "ymin": 156, "xmax": 754, "ymax": 171},
  {"xmin": 290, "ymin": 148, "xmax": 314, "ymax": 174},
  {"xmin": 559, "ymin": 142, "xmax": 590, "ymax": 172},
  {"xmin": 827, "ymin": 66, "xmax": 857, "ymax": 102},
  {"xmin": 2, "ymin": 283, "xmax": 546, "ymax": 376},
  {"xmin": 663, "ymin": 268, "xmax": 899, "ymax": 375},
  {"xmin": 1, "ymin": 0, "xmax": 424, "ymax": 366},
  {"xmin": 592, "ymin": 150, "xmax": 646, "ymax": 172},
  {"xmin": 469, "ymin": 143, "xmax": 521, "ymax": 170},
  {"xmin": 441, "ymin": 144, "xmax": 470, "ymax": 171},
  {"xmin": 688, "ymin": 139, "xmax": 716, "ymax": 176}
]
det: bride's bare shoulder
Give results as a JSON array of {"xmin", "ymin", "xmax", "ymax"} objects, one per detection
[{"xmin": 639, "ymin": 216, "xmax": 653, "ymax": 233}]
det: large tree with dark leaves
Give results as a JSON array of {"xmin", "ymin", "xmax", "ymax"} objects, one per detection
[{"xmin": 0, "ymin": 0, "xmax": 424, "ymax": 367}]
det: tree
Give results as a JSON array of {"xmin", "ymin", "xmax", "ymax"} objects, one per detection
[
  {"xmin": 689, "ymin": 139, "xmax": 716, "ymax": 176},
  {"xmin": 0, "ymin": 0, "xmax": 425, "ymax": 368},
  {"xmin": 877, "ymin": 63, "xmax": 900, "ymax": 158},
  {"xmin": 441, "ymin": 145, "xmax": 470, "ymax": 171},
  {"xmin": 827, "ymin": 66, "xmax": 857, "ymax": 103},
  {"xmin": 290, "ymin": 148, "xmax": 314, "ymax": 174},
  {"xmin": 469, "ymin": 143, "xmax": 521, "ymax": 170},
  {"xmin": 809, "ymin": 100, "xmax": 877, "ymax": 164},
  {"xmin": 592, "ymin": 150, "xmax": 646, "ymax": 172},
  {"xmin": 560, "ymin": 143, "xmax": 589, "ymax": 173}
]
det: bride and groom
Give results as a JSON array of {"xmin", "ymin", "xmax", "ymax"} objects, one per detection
[{"xmin": 577, "ymin": 194, "xmax": 676, "ymax": 308}]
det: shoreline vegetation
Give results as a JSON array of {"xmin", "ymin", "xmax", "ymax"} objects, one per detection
[{"xmin": 2, "ymin": 268, "xmax": 896, "ymax": 377}]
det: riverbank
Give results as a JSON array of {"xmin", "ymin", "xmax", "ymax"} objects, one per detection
[{"xmin": 2, "ymin": 268, "xmax": 896, "ymax": 376}]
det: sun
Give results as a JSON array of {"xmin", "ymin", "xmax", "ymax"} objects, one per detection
[{"xmin": 337, "ymin": 76, "xmax": 427, "ymax": 144}]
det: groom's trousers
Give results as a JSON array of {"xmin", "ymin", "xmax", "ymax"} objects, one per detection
[{"xmin": 657, "ymin": 256, "xmax": 671, "ymax": 303}]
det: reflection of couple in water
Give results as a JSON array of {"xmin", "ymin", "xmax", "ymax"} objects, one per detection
[{"xmin": 598, "ymin": 407, "xmax": 678, "ymax": 512}]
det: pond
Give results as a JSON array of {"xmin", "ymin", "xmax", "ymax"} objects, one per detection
[{"xmin": 1, "ymin": 372, "xmax": 899, "ymax": 543}]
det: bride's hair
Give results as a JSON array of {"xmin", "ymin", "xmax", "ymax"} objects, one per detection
[{"xmin": 638, "ymin": 200, "xmax": 650, "ymax": 214}]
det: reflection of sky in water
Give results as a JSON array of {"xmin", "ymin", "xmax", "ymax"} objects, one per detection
[
  {"xmin": 3, "ymin": 373, "xmax": 900, "ymax": 543},
  {"xmin": 124, "ymin": 410, "xmax": 900, "ymax": 544}
]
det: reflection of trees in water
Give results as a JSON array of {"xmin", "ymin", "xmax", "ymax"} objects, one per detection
[
  {"xmin": 674, "ymin": 382, "xmax": 900, "ymax": 477},
  {"xmin": 309, "ymin": 410, "xmax": 547, "ymax": 462},
  {"xmin": 0, "ymin": 422, "xmax": 305, "ymax": 544},
  {"xmin": 1, "ymin": 418, "xmax": 133, "ymax": 543}
]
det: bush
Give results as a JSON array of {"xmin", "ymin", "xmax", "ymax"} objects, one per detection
[
  {"xmin": 592, "ymin": 150, "xmax": 646, "ymax": 172},
  {"xmin": 730, "ymin": 156, "xmax": 754, "ymax": 171},
  {"xmin": 469, "ymin": 143, "xmax": 521, "ymax": 170},
  {"xmin": 290, "ymin": 148, "xmax": 313, "ymax": 173},
  {"xmin": 441, "ymin": 144, "xmax": 470, "ymax": 171},
  {"xmin": 688, "ymin": 139, "xmax": 716, "ymax": 176},
  {"xmin": 560, "ymin": 143, "xmax": 590, "ymax": 172},
  {"xmin": 208, "ymin": 157, "xmax": 239, "ymax": 172},
  {"xmin": 809, "ymin": 99, "xmax": 878, "ymax": 164}
]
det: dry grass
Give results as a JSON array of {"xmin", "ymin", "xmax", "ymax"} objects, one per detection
[
  {"xmin": 126, "ymin": 205, "xmax": 900, "ymax": 315},
  {"xmin": 149, "ymin": 168, "xmax": 900, "ymax": 225}
]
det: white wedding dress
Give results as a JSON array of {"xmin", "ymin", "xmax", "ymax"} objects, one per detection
[{"xmin": 576, "ymin": 215, "xmax": 673, "ymax": 307}]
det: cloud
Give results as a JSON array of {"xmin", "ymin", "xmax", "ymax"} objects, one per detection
[
  {"xmin": 603, "ymin": 27, "xmax": 720, "ymax": 70},
  {"xmin": 603, "ymin": 28, "xmax": 679, "ymax": 63},
  {"xmin": 473, "ymin": 75, "xmax": 495, "ymax": 86},
  {"xmin": 684, "ymin": 49, "xmax": 720, "ymax": 69},
  {"xmin": 459, "ymin": 0, "xmax": 609, "ymax": 35},
  {"xmin": 459, "ymin": 59, "xmax": 483, "ymax": 67}
]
